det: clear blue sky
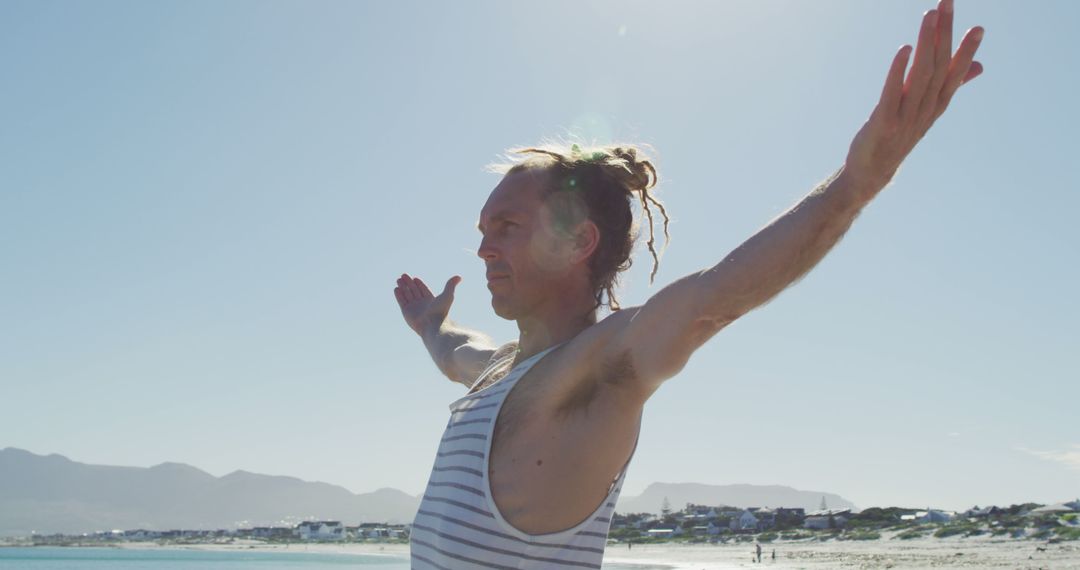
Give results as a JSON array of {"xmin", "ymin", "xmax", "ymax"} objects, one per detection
[{"xmin": 2, "ymin": 0, "xmax": 1076, "ymax": 512}]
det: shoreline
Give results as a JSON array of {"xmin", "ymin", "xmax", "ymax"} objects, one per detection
[{"xmin": 9, "ymin": 533, "xmax": 1078, "ymax": 569}]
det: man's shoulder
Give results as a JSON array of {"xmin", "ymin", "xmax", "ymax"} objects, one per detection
[{"xmin": 568, "ymin": 305, "xmax": 643, "ymax": 352}]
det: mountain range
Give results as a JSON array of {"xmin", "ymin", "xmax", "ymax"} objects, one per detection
[{"xmin": 0, "ymin": 447, "xmax": 853, "ymax": 536}]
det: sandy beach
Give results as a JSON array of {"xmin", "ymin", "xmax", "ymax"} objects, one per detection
[
  {"xmin": 114, "ymin": 532, "xmax": 1079, "ymax": 569},
  {"xmin": 602, "ymin": 533, "xmax": 1079, "ymax": 569}
]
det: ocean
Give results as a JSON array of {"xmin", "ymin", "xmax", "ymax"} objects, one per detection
[
  {"xmin": 0, "ymin": 547, "xmax": 405, "ymax": 569},
  {"xmin": 0, "ymin": 547, "xmax": 671, "ymax": 569}
]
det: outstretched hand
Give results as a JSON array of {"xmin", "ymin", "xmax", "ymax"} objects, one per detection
[
  {"xmin": 845, "ymin": 0, "xmax": 984, "ymax": 195},
  {"xmin": 394, "ymin": 273, "xmax": 461, "ymax": 337}
]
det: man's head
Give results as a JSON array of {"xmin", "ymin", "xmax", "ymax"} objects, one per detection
[{"xmin": 478, "ymin": 143, "xmax": 670, "ymax": 320}]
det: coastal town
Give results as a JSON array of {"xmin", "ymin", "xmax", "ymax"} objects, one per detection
[{"xmin": 10, "ymin": 498, "xmax": 1079, "ymax": 547}]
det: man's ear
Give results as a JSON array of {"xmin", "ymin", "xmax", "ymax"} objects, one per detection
[{"xmin": 570, "ymin": 220, "xmax": 600, "ymax": 265}]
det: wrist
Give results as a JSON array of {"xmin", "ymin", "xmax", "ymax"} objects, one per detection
[
  {"xmin": 420, "ymin": 317, "xmax": 452, "ymax": 341},
  {"xmin": 834, "ymin": 164, "xmax": 887, "ymax": 209}
]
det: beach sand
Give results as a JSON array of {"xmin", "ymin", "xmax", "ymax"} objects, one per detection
[
  {"xmin": 601, "ymin": 532, "xmax": 1080, "ymax": 569},
  {"xmin": 118, "ymin": 533, "xmax": 1080, "ymax": 569}
]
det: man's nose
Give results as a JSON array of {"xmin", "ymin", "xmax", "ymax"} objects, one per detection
[{"xmin": 477, "ymin": 237, "xmax": 498, "ymax": 260}]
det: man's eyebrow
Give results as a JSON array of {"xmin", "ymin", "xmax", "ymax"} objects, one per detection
[{"xmin": 476, "ymin": 211, "xmax": 515, "ymax": 231}]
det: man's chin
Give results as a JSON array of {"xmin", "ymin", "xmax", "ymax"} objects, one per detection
[{"xmin": 490, "ymin": 297, "xmax": 517, "ymax": 320}]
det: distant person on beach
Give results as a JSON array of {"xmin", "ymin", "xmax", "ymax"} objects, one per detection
[
  {"xmin": 396, "ymin": 1, "xmax": 983, "ymax": 567},
  {"xmin": 756, "ymin": 542, "xmax": 763, "ymax": 562}
]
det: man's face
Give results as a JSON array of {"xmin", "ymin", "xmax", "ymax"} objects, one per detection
[{"xmin": 476, "ymin": 170, "xmax": 576, "ymax": 319}]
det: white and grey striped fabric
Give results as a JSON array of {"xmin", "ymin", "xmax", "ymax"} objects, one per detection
[{"xmin": 410, "ymin": 344, "xmax": 639, "ymax": 569}]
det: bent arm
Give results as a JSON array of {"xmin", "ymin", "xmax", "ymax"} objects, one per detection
[
  {"xmin": 421, "ymin": 318, "xmax": 499, "ymax": 387},
  {"xmin": 395, "ymin": 273, "xmax": 501, "ymax": 387}
]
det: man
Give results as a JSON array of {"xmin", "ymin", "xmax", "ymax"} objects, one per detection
[{"xmin": 396, "ymin": 1, "xmax": 984, "ymax": 567}]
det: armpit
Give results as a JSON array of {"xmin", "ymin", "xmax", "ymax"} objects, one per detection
[{"xmin": 553, "ymin": 349, "xmax": 637, "ymax": 419}]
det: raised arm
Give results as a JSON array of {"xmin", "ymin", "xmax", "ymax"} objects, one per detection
[
  {"xmin": 603, "ymin": 0, "xmax": 985, "ymax": 401},
  {"xmin": 394, "ymin": 273, "xmax": 499, "ymax": 387}
]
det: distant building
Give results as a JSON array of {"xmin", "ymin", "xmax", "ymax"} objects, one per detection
[
  {"xmin": 964, "ymin": 506, "xmax": 1003, "ymax": 518},
  {"xmin": 916, "ymin": 510, "xmax": 954, "ymax": 524},
  {"xmin": 683, "ymin": 504, "xmax": 721, "ymax": 520},
  {"xmin": 804, "ymin": 509, "xmax": 850, "ymax": 529},
  {"xmin": 251, "ymin": 527, "xmax": 293, "ymax": 540},
  {"xmin": 631, "ymin": 516, "xmax": 655, "ymax": 529},
  {"xmin": 730, "ymin": 510, "xmax": 759, "ymax": 531},
  {"xmin": 122, "ymin": 530, "xmax": 160, "ymax": 540},
  {"xmin": 1028, "ymin": 503, "xmax": 1079, "ymax": 516},
  {"xmin": 354, "ymin": 522, "xmax": 408, "ymax": 539},
  {"xmin": 296, "ymin": 521, "xmax": 344, "ymax": 541},
  {"xmin": 749, "ymin": 508, "xmax": 776, "ymax": 529},
  {"xmin": 775, "ymin": 507, "xmax": 806, "ymax": 519}
]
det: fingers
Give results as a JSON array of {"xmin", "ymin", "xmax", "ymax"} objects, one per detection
[
  {"xmin": 395, "ymin": 273, "xmax": 423, "ymax": 303},
  {"xmin": 917, "ymin": 0, "xmax": 955, "ymax": 123},
  {"xmin": 899, "ymin": 9, "xmax": 940, "ymax": 121},
  {"xmin": 441, "ymin": 275, "xmax": 461, "ymax": 298},
  {"xmin": 395, "ymin": 273, "xmax": 454, "ymax": 305},
  {"xmin": 963, "ymin": 60, "xmax": 983, "ymax": 83},
  {"xmin": 935, "ymin": 27, "xmax": 985, "ymax": 117},
  {"xmin": 395, "ymin": 275, "xmax": 409, "ymax": 303},
  {"xmin": 416, "ymin": 278, "xmax": 434, "ymax": 298},
  {"xmin": 879, "ymin": 44, "xmax": 913, "ymax": 118},
  {"xmin": 935, "ymin": 0, "xmax": 954, "ymax": 72}
]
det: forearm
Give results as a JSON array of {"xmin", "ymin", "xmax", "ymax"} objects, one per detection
[
  {"xmin": 421, "ymin": 318, "xmax": 494, "ymax": 385},
  {"xmin": 699, "ymin": 166, "xmax": 882, "ymax": 322}
]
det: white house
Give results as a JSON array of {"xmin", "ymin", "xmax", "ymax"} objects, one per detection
[
  {"xmin": 1028, "ymin": 503, "xmax": 1078, "ymax": 516},
  {"xmin": 804, "ymin": 509, "xmax": 850, "ymax": 529},
  {"xmin": 365, "ymin": 527, "xmax": 390, "ymax": 539},
  {"xmin": 730, "ymin": 510, "xmax": 759, "ymax": 531},
  {"xmin": 296, "ymin": 521, "xmax": 344, "ymax": 541}
]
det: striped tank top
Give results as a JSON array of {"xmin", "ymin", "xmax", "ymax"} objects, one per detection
[{"xmin": 410, "ymin": 343, "xmax": 639, "ymax": 569}]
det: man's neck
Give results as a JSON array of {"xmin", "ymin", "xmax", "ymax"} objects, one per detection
[{"xmin": 514, "ymin": 294, "xmax": 597, "ymax": 364}]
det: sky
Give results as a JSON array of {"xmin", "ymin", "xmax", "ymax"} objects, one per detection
[{"xmin": 1, "ymin": 0, "xmax": 1077, "ymax": 514}]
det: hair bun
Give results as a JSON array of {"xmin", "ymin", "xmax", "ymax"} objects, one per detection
[{"xmin": 604, "ymin": 146, "xmax": 657, "ymax": 194}]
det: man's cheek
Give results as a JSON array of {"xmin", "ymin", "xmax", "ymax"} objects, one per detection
[{"xmin": 527, "ymin": 236, "xmax": 565, "ymax": 274}]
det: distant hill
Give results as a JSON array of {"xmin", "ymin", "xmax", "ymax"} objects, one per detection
[
  {"xmin": 0, "ymin": 447, "xmax": 420, "ymax": 536},
  {"xmin": 615, "ymin": 482, "xmax": 855, "ymax": 514},
  {"xmin": 1, "ymin": 447, "xmax": 856, "ymax": 537}
]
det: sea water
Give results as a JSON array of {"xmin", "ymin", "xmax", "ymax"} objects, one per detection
[{"xmin": 0, "ymin": 547, "xmax": 672, "ymax": 569}]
